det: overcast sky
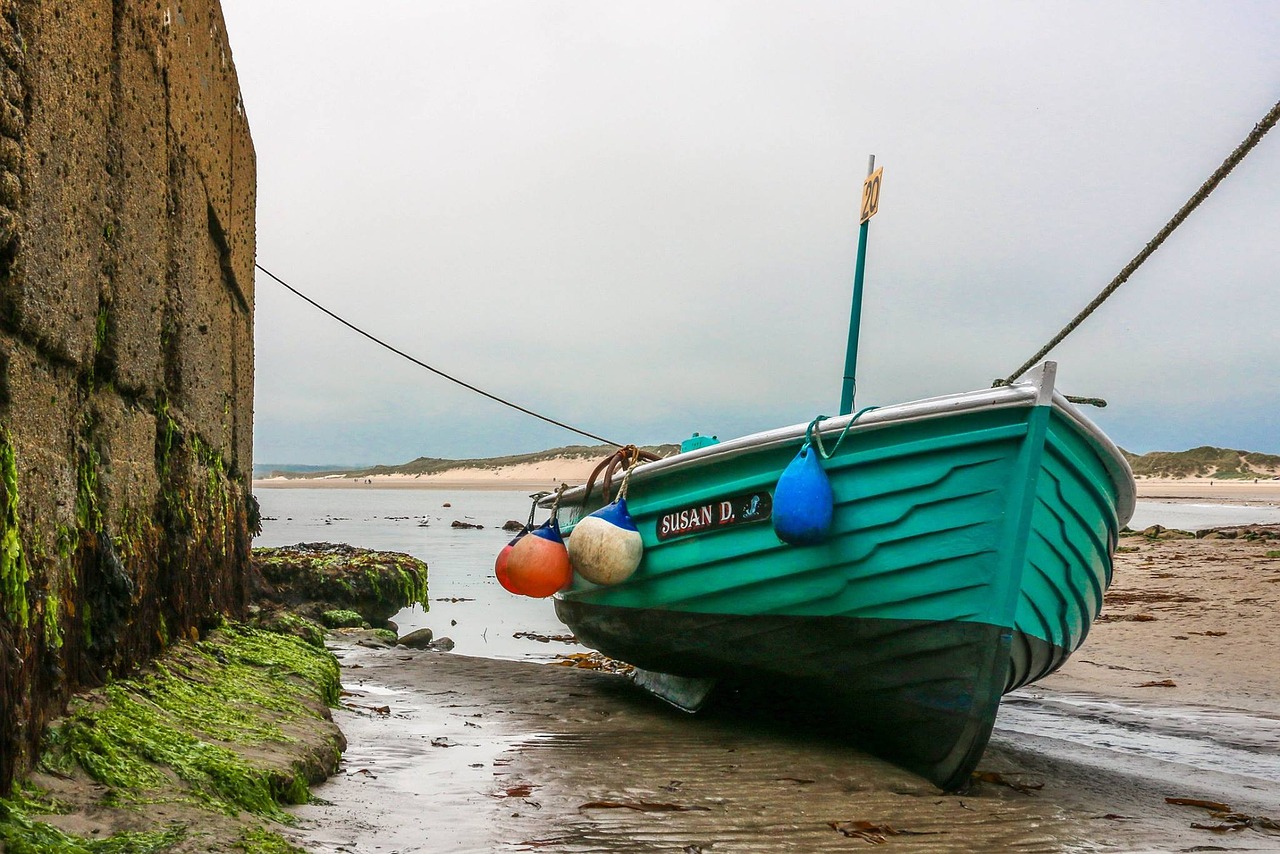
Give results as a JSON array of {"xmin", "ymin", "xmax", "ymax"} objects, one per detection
[{"xmin": 220, "ymin": 1, "xmax": 1280, "ymax": 466}]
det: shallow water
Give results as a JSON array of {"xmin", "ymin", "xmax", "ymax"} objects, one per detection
[
  {"xmin": 1127, "ymin": 501, "xmax": 1280, "ymax": 531},
  {"xmin": 254, "ymin": 487, "xmax": 584, "ymax": 660},
  {"xmin": 254, "ymin": 490, "xmax": 1280, "ymax": 661}
]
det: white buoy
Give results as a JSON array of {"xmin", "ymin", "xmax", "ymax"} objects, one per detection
[{"xmin": 568, "ymin": 497, "xmax": 643, "ymax": 585}]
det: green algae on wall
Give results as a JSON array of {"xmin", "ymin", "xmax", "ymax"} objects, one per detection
[{"xmin": 1, "ymin": 429, "xmax": 29, "ymax": 628}]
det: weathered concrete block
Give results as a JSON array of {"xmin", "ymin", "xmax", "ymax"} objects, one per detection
[
  {"xmin": 107, "ymin": 10, "xmax": 171, "ymax": 394},
  {"xmin": 164, "ymin": 0, "xmax": 254, "ymax": 304},
  {"xmin": 166, "ymin": 155, "xmax": 236, "ymax": 461},
  {"xmin": 230, "ymin": 302, "xmax": 253, "ymax": 481},
  {"xmin": 0, "ymin": 11, "xmax": 27, "ymax": 312},
  {"xmin": 11, "ymin": 0, "xmax": 113, "ymax": 367},
  {"xmin": 228, "ymin": 105, "xmax": 257, "ymax": 306},
  {"xmin": 91, "ymin": 391, "xmax": 161, "ymax": 529}
]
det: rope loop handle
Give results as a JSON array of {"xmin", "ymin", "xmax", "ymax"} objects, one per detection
[{"xmin": 805, "ymin": 406, "xmax": 879, "ymax": 460}]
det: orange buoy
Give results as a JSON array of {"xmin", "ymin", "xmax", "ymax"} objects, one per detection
[
  {"xmin": 505, "ymin": 519, "xmax": 572, "ymax": 598},
  {"xmin": 495, "ymin": 527, "xmax": 528, "ymax": 594}
]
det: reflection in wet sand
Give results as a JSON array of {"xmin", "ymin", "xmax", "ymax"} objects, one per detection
[
  {"xmin": 999, "ymin": 691, "xmax": 1280, "ymax": 784},
  {"xmin": 285, "ymin": 647, "xmax": 1277, "ymax": 853}
]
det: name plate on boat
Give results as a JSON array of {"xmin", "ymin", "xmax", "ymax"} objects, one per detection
[{"xmin": 656, "ymin": 491, "xmax": 773, "ymax": 542}]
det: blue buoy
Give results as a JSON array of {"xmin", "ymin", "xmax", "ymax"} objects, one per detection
[
  {"xmin": 772, "ymin": 444, "xmax": 834, "ymax": 545},
  {"xmin": 567, "ymin": 497, "xmax": 643, "ymax": 585}
]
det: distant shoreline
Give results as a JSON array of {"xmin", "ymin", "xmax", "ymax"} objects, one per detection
[
  {"xmin": 253, "ymin": 478, "xmax": 570, "ymax": 492},
  {"xmin": 253, "ymin": 463, "xmax": 1280, "ymax": 507},
  {"xmin": 252, "ymin": 455, "xmax": 602, "ymax": 492}
]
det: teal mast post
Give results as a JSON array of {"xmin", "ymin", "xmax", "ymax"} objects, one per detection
[{"xmin": 840, "ymin": 155, "xmax": 880, "ymax": 416}]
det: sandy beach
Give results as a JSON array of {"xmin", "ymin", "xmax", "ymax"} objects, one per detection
[
  {"xmin": 279, "ymin": 527, "xmax": 1280, "ymax": 852},
  {"xmin": 254, "ymin": 458, "xmax": 604, "ymax": 492},
  {"xmin": 1135, "ymin": 477, "xmax": 1280, "ymax": 506},
  {"xmin": 1136, "ymin": 478, "xmax": 1280, "ymax": 504},
  {"xmin": 1042, "ymin": 530, "xmax": 1280, "ymax": 712}
]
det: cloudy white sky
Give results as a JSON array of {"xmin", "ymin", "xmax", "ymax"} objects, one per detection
[{"xmin": 221, "ymin": 1, "xmax": 1280, "ymax": 466}]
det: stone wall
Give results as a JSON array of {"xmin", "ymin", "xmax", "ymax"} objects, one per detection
[{"xmin": 0, "ymin": 0, "xmax": 254, "ymax": 791}]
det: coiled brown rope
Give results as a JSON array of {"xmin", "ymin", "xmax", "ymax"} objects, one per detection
[{"xmin": 580, "ymin": 445, "xmax": 664, "ymax": 505}]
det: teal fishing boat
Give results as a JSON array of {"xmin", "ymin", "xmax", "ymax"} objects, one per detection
[
  {"xmin": 535, "ymin": 160, "xmax": 1136, "ymax": 790},
  {"xmin": 547, "ymin": 363, "xmax": 1134, "ymax": 790}
]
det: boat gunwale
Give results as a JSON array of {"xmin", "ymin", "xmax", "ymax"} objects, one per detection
[
  {"xmin": 1047, "ymin": 389, "xmax": 1136, "ymax": 526},
  {"xmin": 543, "ymin": 369, "xmax": 1136, "ymax": 527}
]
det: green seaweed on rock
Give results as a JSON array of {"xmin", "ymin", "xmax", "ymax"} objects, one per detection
[
  {"xmin": 254, "ymin": 612, "xmax": 325, "ymax": 650},
  {"xmin": 39, "ymin": 625, "xmax": 340, "ymax": 821},
  {"xmin": 320, "ymin": 609, "xmax": 365, "ymax": 629},
  {"xmin": 252, "ymin": 543, "xmax": 429, "ymax": 627},
  {"xmin": 236, "ymin": 825, "xmax": 306, "ymax": 853},
  {"xmin": 0, "ymin": 799, "xmax": 186, "ymax": 853}
]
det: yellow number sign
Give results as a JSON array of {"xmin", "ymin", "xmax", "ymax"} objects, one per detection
[{"xmin": 860, "ymin": 167, "xmax": 884, "ymax": 224}]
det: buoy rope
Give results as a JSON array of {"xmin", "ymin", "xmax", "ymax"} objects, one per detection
[
  {"xmin": 617, "ymin": 455, "xmax": 643, "ymax": 501},
  {"xmin": 806, "ymin": 407, "xmax": 879, "ymax": 460},
  {"xmin": 549, "ymin": 483, "xmax": 570, "ymax": 518},
  {"xmin": 526, "ymin": 490, "xmax": 551, "ymax": 529},
  {"xmin": 256, "ymin": 263, "xmax": 626, "ymax": 447},
  {"xmin": 999, "ymin": 97, "xmax": 1280, "ymax": 386}
]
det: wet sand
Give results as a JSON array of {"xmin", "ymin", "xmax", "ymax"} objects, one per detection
[
  {"xmin": 284, "ymin": 531, "xmax": 1280, "ymax": 853},
  {"xmin": 289, "ymin": 648, "xmax": 1092, "ymax": 853},
  {"xmin": 1042, "ymin": 531, "xmax": 1280, "ymax": 713}
]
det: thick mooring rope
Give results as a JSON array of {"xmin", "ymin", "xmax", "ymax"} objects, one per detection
[
  {"xmin": 999, "ymin": 97, "xmax": 1280, "ymax": 386},
  {"xmin": 257, "ymin": 263, "xmax": 625, "ymax": 448}
]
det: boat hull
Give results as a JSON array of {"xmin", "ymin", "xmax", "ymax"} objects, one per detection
[
  {"xmin": 557, "ymin": 599, "xmax": 1072, "ymax": 789},
  {"xmin": 550, "ymin": 366, "xmax": 1132, "ymax": 789}
]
